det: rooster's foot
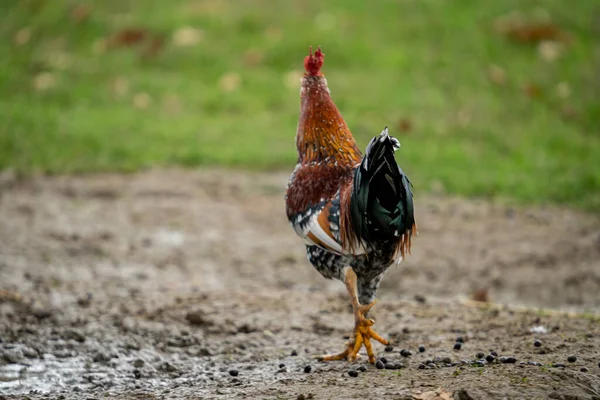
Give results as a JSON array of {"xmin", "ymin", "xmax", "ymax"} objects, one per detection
[{"xmin": 318, "ymin": 300, "xmax": 388, "ymax": 364}]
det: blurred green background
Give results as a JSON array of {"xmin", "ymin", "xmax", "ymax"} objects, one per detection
[{"xmin": 1, "ymin": 0, "xmax": 599, "ymax": 210}]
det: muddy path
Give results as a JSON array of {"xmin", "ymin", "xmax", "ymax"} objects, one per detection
[{"xmin": 0, "ymin": 169, "xmax": 599, "ymax": 399}]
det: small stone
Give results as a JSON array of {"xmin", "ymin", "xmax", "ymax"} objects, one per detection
[
  {"xmin": 485, "ymin": 355, "xmax": 496, "ymax": 363},
  {"xmin": 133, "ymin": 359, "xmax": 144, "ymax": 368},
  {"xmin": 348, "ymin": 370, "xmax": 359, "ymax": 377},
  {"xmin": 454, "ymin": 342, "xmax": 462, "ymax": 350},
  {"xmin": 418, "ymin": 345, "xmax": 426, "ymax": 353},
  {"xmin": 567, "ymin": 355, "xmax": 577, "ymax": 363},
  {"xmin": 456, "ymin": 336, "xmax": 465, "ymax": 343},
  {"xmin": 400, "ymin": 349, "xmax": 412, "ymax": 357},
  {"xmin": 499, "ymin": 356, "xmax": 517, "ymax": 364},
  {"xmin": 133, "ymin": 369, "xmax": 142, "ymax": 379},
  {"xmin": 580, "ymin": 367, "xmax": 588, "ymax": 373},
  {"xmin": 384, "ymin": 345, "xmax": 394, "ymax": 352},
  {"xmin": 291, "ymin": 350, "xmax": 298, "ymax": 356},
  {"xmin": 418, "ymin": 363, "xmax": 426, "ymax": 369},
  {"xmin": 476, "ymin": 352, "xmax": 485, "ymax": 359},
  {"xmin": 552, "ymin": 363, "xmax": 566, "ymax": 368},
  {"xmin": 357, "ymin": 365, "xmax": 367, "ymax": 372},
  {"xmin": 375, "ymin": 360, "xmax": 385, "ymax": 369},
  {"xmin": 534, "ymin": 339, "xmax": 542, "ymax": 347},
  {"xmin": 441, "ymin": 357, "xmax": 452, "ymax": 364},
  {"xmin": 384, "ymin": 363, "xmax": 396, "ymax": 370},
  {"xmin": 303, "ymin": 365, "xmax": 312, "ymax": 373},
  {"xmin": 229, "ymin": 369, "xmax": 239, "ymax": 376},
  {"xmin": 159, "ymin": 362, "xmax": 178, "ymax": 373},
  {"xmin": 490, "ymin": 351, "xmax": 498, "ymax": 357},
  {"xmin": 279, "ymin": 363, "xmax": 285, "ymax": 368},
  {"xmin": 380, "ymin": 357, "xmax": 388, "ymax": 364},
  {"xmin": 414, "ymin": 294, "xmax": 426, "ymax": 303}
]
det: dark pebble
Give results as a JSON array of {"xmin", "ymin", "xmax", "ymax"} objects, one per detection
[
  {"xmin": 499, "ymin": 356, "xmax": 517, "ymax": 364},
  {"xmin": 380, "ymin": 357, "xmax": 388, "ymax": 364},
  {"xmin": 133, "ymin": 369, "xmax": 141, "ymax": 379},
  {"xmin": 400, "ymin": 349, "xmax": 412, "ymax": 357},
  {"xmin": 476, "ymin": 352, "xmax": 485, "ymax": 359},
  {"xmin": 384, "ymin": 363, "xmax": 396, "ymax": 370},
  {"xmin": 453, "ymin": 342, "xmax": 462, "ymax": 351},
  {"xmin": 598, "ymin": 362, "xmax": 600, "ymax": 368},
  {"xmin": 567, "ymin": 355, "xmax": 577, "ymax": 363},
  {"xmin": 490, "ymin": 351, "xmax": 498, "ymax": 357},
  {"xmin": 552, "ymin": 363, "xmax": 566, "ymax": 368},
  {"xmin": 474, "ymin": 360, "xmax": 486, "ymax": 367},
  {"xmin": 425, "ymin": 359, "xmax": 434, "ymax": 365},
  {"xmin": 229, "ymin": 369, "xmax": 239, "ymax": 376},
  {"xmin": 185, "ymin": 311, "xmax": 207, "ymax": 326},
  {"xmin": 348, "ymin": 370, "xmax": 359, "ymax": 377},
  {"xmin": 357, "ymin": 365, "xmax": 367, "ymax": 372},
  {"xmin": 375, "ymin": 360, "xmax": 385, "ymax": 369},
  {"xmin": 456, "ymin": 336, "xmax": 465, "ymax": 343},
  {"xmin": 527, "ymin": 361, "xmax": 543, "ymax": 366},
  {"xmin": 442, "ymin": 357, "xmax": 452, "ymax": 364},
  {"xmin": 580, "ymin": 367, "xmax": 589, "ymax": 373},
  {"xmin": 384, "ymin": 346, "xmax": 394, "ymax": 352},
  {"xmin": 133, "ymin": 359, "xmax": 144, "ymax": 368},
  {"xmin": 291, "ymin": 350, "xmax": 298, "ymax": 356},
  {"xmin": 418, "ymin": 345, "xmax": 426, "ymax": 353},
  {"xmin": 279, "ymin": 363, "xmax": 285, "ymax": 368},
  {"xmin": 303, "ymin": 365, "xmax": 312, "ymax": 373},
  {"xmin": 534, "ymin": 339, "xmax": 542, "ymax": 347},
  {"xmin": 485, "ymin": 355, "xmax": 496, "ymax": 363},
  {"xmin": 418, "ymin": 363, "xmax": 426, "ymax": 369}
]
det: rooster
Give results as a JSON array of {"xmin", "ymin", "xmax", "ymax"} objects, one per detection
[{"xmin": 285, "ymin": 47, "xmax": 417, "ymax": 364}]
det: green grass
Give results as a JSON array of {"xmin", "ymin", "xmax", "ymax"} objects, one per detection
[{"xmin": 1, "ymin": 0, "xmax": 599, "ymax": 210}]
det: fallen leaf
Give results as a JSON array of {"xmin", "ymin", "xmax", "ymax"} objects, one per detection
[
  {"xmin": 109, "ymin": 28, "xmax": 148, "ymax": 48},
  {"xmin": 70, "ymin": 4, "xmax": 92, "ymax": 23},
  {"xmin": 219, "ymin": 72, "xmax": 241, "ymax": 92},
  {"xmin": 487, "ymin": 65, "xmax": 507, "ymax": 85},
  {"xmin": 14, "ymin": 28, "xmax": 32, "ymax": 46},
  {"xmin": 523, "ymin": 83, "xmax": 543, "ymax": 99},
  {"xmin": 133, "ymin": 93, "xmax": 151, "ymax": 109},
  {"xmin": 472, "ymin": 287, "xmax": 489, "ymax": 303},
  {"xmin": 172, "ymin": 26, "xmax": 203, "ymax": 47},
  {"xmin": 504, "ymin": 22, "xmax": 568, "ymax": 44},
  {"xmin": 397, "ymin": 118, "xmax": 412, "ymax": 133}
]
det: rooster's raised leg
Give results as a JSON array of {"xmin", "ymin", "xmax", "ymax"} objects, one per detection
[{"xmin": 319, "ymin": 268, "xmax": 388, "ymax": 364}]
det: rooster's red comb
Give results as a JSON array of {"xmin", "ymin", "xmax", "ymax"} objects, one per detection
[{"xmin": 304, "ymin": 46, "xmax": 324, "ymax": 76}]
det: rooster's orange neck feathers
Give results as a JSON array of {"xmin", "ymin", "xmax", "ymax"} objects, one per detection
[{"xmin": 296, "ymin": 47, "xmax": 361, "ymax": 166}]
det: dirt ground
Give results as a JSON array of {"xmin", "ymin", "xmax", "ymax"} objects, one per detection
[{"xmin": 1, "ymin": 169, "xmax": 599, "ymax": 400}]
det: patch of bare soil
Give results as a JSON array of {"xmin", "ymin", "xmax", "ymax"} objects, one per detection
[{"xmin": 0, "ymin": 169, "xmax": 599, "ymax": 399}]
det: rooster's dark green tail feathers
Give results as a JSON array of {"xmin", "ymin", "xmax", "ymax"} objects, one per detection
[{"xmin": 350, "ymin": 127, "xmax": 415, "ymax": 247}]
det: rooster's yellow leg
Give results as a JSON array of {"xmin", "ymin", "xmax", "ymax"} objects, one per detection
[{"xmin": 319, "ymin": 268, "xmax": 388, "ymax": 364}]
